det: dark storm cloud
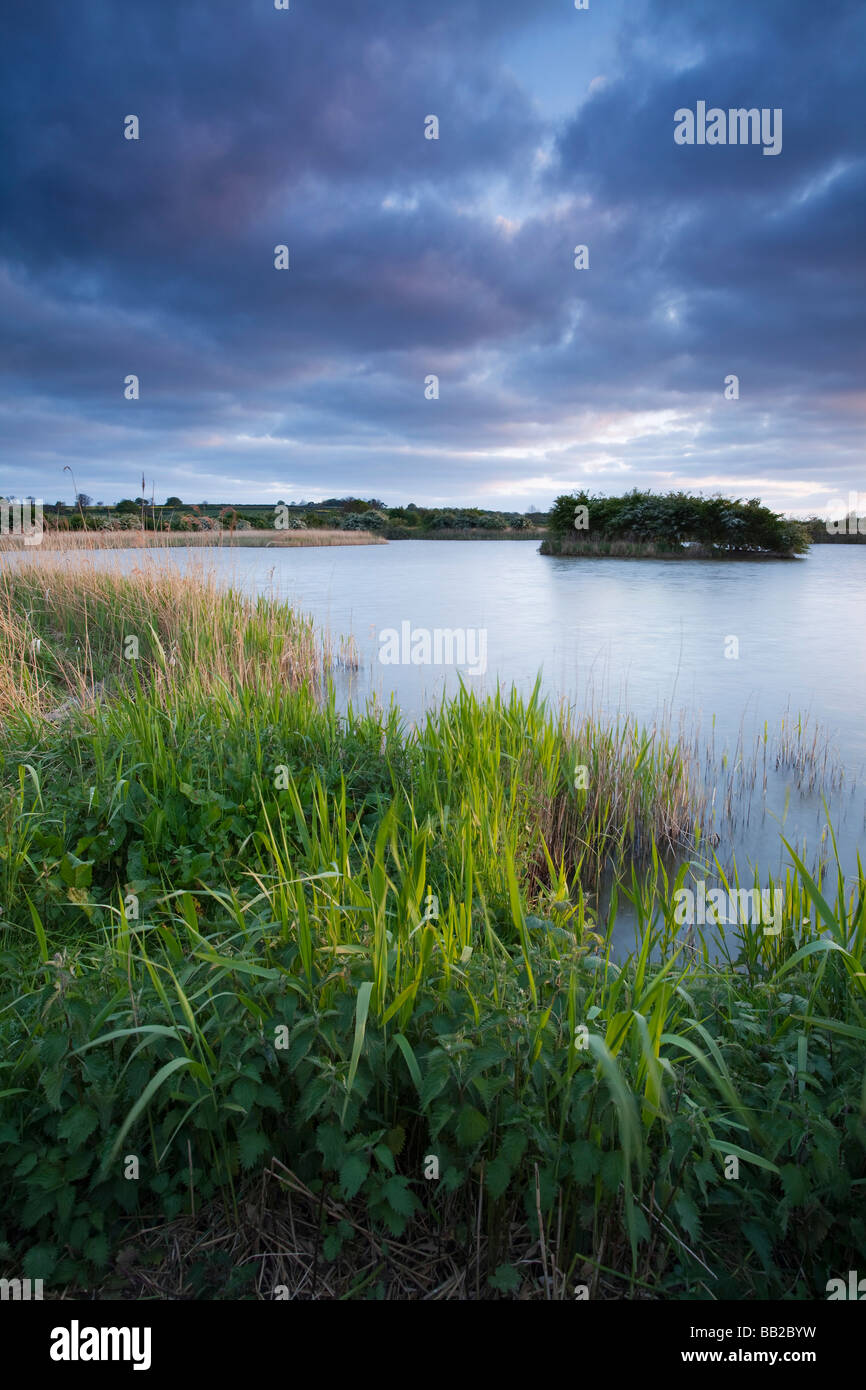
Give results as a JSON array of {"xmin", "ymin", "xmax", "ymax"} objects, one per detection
[
  {"xmin": 551, "ymin": 0, "xmax": 866, "ymax": 401},
  {"xmin": 0, "ymin": 0, "xmax": 863, "ymax": 511}
]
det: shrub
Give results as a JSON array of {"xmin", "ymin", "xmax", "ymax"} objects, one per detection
[{"xmin": 548, "ymin": 490, "xmax": 810, "ymax": 557}]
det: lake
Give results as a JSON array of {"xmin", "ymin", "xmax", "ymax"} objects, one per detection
[
  {"xmin": 13, "ymin": 538, "xmax": 866, "ymax": 927},
  {"xmin": 225, "ymin": 538, "xmax": 866, "ymax": 882}
]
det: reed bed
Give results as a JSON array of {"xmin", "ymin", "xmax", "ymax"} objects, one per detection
[
  {"xmin": 0, "ymin": 558, "xmax": 863, "ymax": 1300},
  {"xmin": 0, "ymin": 554, "xmax": 325, "ymax": 723},
  {"xmin": 541, "ymin": 536, "xmax": 694, "ymax": 559},
  {"xmin": 0, "ymin": 527, "xmax": 385, "ymax": 552},
  {"xmin": 539, "ymin": 536, "xmax": 799, "ymax": 561}
]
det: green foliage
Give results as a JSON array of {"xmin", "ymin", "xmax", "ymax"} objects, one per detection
[
  {"xmin": 548, "ymin": 490, "xmax": 810, "ymax": 557},
  {"xmin": 340, "ymin": 511, "xmax": 386, "ymax": 532},
  {"xmin": 1, "ymin": 855, "xmax": 863, "ymax": 1297},
  {"xmin": 0, "ymin": 569, "xmax": 861, "ymax": 1300}
]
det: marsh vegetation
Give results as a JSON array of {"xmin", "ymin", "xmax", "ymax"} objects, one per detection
[{"xmin": 0, "ymin": 559, "xmax": 862, "ymax": 1299}]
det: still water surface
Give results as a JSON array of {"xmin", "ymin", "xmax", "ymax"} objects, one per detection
[
  {"xmin": 23, "ymin": 540, "xmax": 866, "ymax": 929},
  {"xmin": 221, "ymin": 538, "xmax": 866, "ymax": 883}
]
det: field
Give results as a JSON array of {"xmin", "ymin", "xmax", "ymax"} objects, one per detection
[{"xmin": 0, "ymin": 557, "xmax": 863, "ymax": 1299}]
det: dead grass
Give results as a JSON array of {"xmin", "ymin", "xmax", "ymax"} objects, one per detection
[
  {"xmin": 0, "ymin": 553, "xmax": 326, "ymax": 722},
  {"xmin": 44, "ymin": 1162, "xmax": 629, "ymax": 1301},
  {"xmin": 0, "ymin": 527, "xmax": 385, "ymax": 551}
]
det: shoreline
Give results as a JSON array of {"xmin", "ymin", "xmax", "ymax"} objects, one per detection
[
  {"xmin": 0, "ymin": 528, "xmax": 387, "ymax": 551},
  {"xmin": 540, "ymin": 539, "xmax": 803, "ymax": 561}
]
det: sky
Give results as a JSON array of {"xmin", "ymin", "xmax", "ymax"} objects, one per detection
[{"xmin": 1, "ymin": 0, "xmax": 864, "ymax": 513}]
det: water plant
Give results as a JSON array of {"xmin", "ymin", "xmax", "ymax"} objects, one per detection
[{"xmin": 0, "ymin": 559, "xmax": 861, "ymax": 1300}]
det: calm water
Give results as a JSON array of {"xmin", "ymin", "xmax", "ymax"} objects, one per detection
[
  {"xmin": 245, "ymin": 540, "xmax": 864, "ymax": 751},
  {"xmin": 15, "ymin": 540, "xmax": 866, "ymax": 911}
]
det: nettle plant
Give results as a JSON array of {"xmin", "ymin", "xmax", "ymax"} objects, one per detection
[
  {"xmin": 0, "ymin": 565, "xmax": 863, "ymax": 1297},
  {"xmin": 2, "ymin": 829, "xmax": 865, "ymax": 1296}
]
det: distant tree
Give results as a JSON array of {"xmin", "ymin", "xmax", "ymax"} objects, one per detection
[
  {"xmin": 166, "ymin": 496, "xmax": 183, "ymax": 507},
  {"xmin": 76, "ymin": 493, "xmax": 93, "ymax": 508},
  {"xmin": 115, "ymin": 499, "xmax": 139, "ymax": 515}
]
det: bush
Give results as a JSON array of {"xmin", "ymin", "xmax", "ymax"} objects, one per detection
[{"xmin": 548, "ymin": 490, "xmax": 810, "ymax": 557}]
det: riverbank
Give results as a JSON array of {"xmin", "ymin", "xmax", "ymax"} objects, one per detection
[
  {"xmin": 0, "ymin": 559, "xmax": 861, "ymax": 1300},
  {"xmin": 0, "ymin": 528, "xmax": 386, "ymax": 552},
  {"xmin": 394, "ymin": 527, "xmax": 546, "ymax": 541},
  {"xmin": 540, "ymin": 536, "xmax": 803, "ymax": 560}
]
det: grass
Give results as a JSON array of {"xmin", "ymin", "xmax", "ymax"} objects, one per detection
[
  {"xmin": 0, "ymin": 528, "xmax": 386, "ymax": 552},
  {"xmin": 0, "ymin": 555, "xmax": 325, "ymax": 723},
  {"xmin": 409, "ymin": 528, "xmax": 547, "ymax": 541},
  {"xmin": 0, "ymin": 557, "xmax": 863, "ymax": 1300},
  {"xmin": 540, "ymin": 536, "xmax": 800, "ymax": 561}
]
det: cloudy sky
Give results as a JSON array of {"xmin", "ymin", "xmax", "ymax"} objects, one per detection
[{"xmin": 1, "ymin": 0, "xmax": 863, "ymax": 512}]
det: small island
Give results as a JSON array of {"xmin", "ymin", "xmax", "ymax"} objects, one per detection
[{"xmin": 540, "ymin": 489, "xmax": 811, "ymax": 559}]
